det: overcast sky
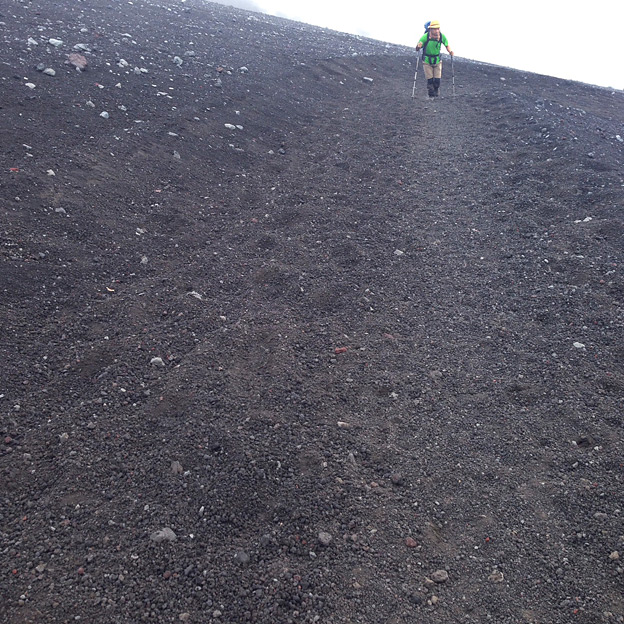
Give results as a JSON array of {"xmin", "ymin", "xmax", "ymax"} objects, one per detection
[{"xmin": 212, "ymin": 0, "xmax": 623, "ymax": 90}]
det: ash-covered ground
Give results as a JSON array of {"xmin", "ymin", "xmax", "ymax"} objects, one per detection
[{"xmin": 1, "ymin": 1, "xmax": 623, "ymax": 623}]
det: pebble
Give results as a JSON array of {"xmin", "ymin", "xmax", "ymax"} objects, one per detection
[
  {"xmin": 488, "ymin": 570, "xmax": 504, "ymax": 583},
  {"xmin": 431, "ymin": 569, "xmax": 449, "ymax": 583},
  {"xmin": 609, "ymin": 551, "xmax": 620, "ymax": 560},
  {"xmin": 150, "ymin": 357, "xmax": 165, "ymax": 367},
  {"xmin": 43, "ymin": 68, "xmax": 56, "ymax": 77},
  {"xmin": 234, "ymin": 550, "xmax": 250, "ymax": 565},
  {"xmin": 391, "ymin": 473, "xmax": 404, "ymax": 486},
  {"xmin": 171, "ymin": 460, "xmax": 183, "ymax": 474},
  {"xmin": 318, "ymin": 531, "xmax": 333, "ymax": 546},
  {"xmin": 150, "ymin": 527, "xmax": 177, "ymax": 543},
  {"xmin": 405, "ymin": 537, "xmax": 418, "ymax": 548}
]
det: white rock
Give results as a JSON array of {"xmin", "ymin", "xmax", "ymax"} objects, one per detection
[
  {"xmin": 363, "ymin": 76, "xmax": 373, "ymax": 83},
  {"xmin": 48, "ymin": 38, "xmax": 63, "ymax": 47},
  {"xmin": 46, "ymin": 169, "xmax": 55, "ymax": 176},
  {"xmin": 27, "ymin": 37, "xmax": 38, "ymax": 46},
  {"xmin": 173, "ymin": 56, "xmax": 183, "ymax": 66},
  {"xmin": 118, "ymin": 59, "xmax": 129, "ymax": 68},
  {"xmin": 239, "ymin": 66, "xmax": 249, "ymax": 73},
  {"xmin": 150, "ymin": 357, "xmax": 165, "ymax": 367},
  {"xmin": 573, "ymin": 342, "xmax": 585, "ymax": 349},
  {"xmin": 150, "ymin": 527, "xmax": 177, "ymax": 543},
  {"xmin": 394, "ymin": 249, "xmax": 405, "ymax": 256},
  {"xmin": 100, "ymin": 111, "xmax": 110, "ymax": 118},
  {"xmin": 25, "ymin": 83, "xmax": 36, "ymax": 89},
  {"xmin": 224, "ymin": 123, "xmax": 236, "ymax": 130},
  {"xmin": 43, "ymin": 68, "xmax": 56, "ymax": 76}
]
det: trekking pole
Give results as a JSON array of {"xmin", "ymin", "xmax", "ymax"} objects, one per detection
[
  {"xmin": 411, "ymin": 53, "xmax": 420, "ymax": 98},
  {"xmin": 451, "ymin": 55, "xmax": 456, "ymax": 96}
]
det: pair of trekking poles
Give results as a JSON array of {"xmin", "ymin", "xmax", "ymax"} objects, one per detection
[{"xmin": 411, "ymin": 53, "xmax": 455, "ymax": 98}]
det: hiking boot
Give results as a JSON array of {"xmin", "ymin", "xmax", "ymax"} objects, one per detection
[
  {"xmin": 427, "ymin": 78, "xmax": 435, "ymax": 97},
  {"xmin": 433, "ymin": 78, "xmax": 440, "ymax": 97}
]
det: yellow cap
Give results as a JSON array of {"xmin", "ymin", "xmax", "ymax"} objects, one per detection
[{"xmin": 429, "ymin": 20, "xmax": 440, "ymax": 29}]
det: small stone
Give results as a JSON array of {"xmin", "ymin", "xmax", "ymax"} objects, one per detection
[
  {"xmin": 234, "ymin": 550, "xmax": 250, "ymax": 565},
  {"xmin": 212, "ymin": 610, "xmax": 222, "ymax": 618},
  {"xmin": 318, "ymin": 531, "xmax": 333, "ymax": 546},
  {"xmin": 150, "ymin": 357, "xmax": 165, "ymax": 367},
  {"xmin": 363, "ymin": 77, "xmax": 373, "ymax": 83},
  {"xmin": 431, "ymin": 569, "xmax": 449, "ymax": 583},
  {"xmin": 43, "ymin": 68, "xmax": 56, "ymax": 77},
  {"xmin": 68, "ymin": 54, "xmax": 88, "ymax": 70},
  {"xmin": 179, "ymin": 614, "xmax": 191, "ymax": 622},
  {"xmin": 391, "ymin": 473, "xmax": 404, "ymax": 486},
  {"xmin": 100, "ymin": 112, "xmax": 110, "ymax": 119},
  {"xmin": 171, "ymin": 460, "xmax": 183, "ymax": 474},
  {"xmin": 405, "ymin": 537, "xmax": 418, "ymax": 548},
  {"xmin": 609, "ymin": 551, "xmax": 620, "ymax": 561},
  {"xmin": 488, "ymin": 570, "xmax": 504, "ymax": 583},
  {"xmin": 150, "ymin": 527, "xmax": 177, "ymax": 543},
  {"xmin": 573, "ymin": 342, "xmax": 585, "ymax": 349}
]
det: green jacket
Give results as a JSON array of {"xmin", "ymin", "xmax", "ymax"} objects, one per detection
[{"xmin": 419, "ymin": 33, "xmax": 449, "ymax": 65}]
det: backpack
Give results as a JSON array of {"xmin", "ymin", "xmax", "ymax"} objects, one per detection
[{"xmin": 422, "ymin": 23, "xmax": 445, "ymax": 63}]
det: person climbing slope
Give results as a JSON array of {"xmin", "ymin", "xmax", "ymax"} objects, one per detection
[{"xmin": 415, "ymin": 20, "xmax": 454, "ymax": 97}]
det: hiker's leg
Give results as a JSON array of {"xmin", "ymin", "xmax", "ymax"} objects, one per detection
[
  {"xmin": 433, "ymin": 63, "xmax": 442, "ymax": 96},
  {"xmin": 424, "ymin": 64, "xmax": 435, "ymax": 97}
]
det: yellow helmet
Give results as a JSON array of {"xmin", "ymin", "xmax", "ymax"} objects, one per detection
[{"xmin": 429, "ymin": 20, "xmax": 441, "ymax": 29}]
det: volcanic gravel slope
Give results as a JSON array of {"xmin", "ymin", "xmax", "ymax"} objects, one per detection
[{"xmin": 1, "ymin": 0, "xmax": 623, "ymax": 623}]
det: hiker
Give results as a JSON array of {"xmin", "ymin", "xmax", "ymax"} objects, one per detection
[{"xmin": 415, "ymin": 20, "xmax": 454, "ymax": 97}]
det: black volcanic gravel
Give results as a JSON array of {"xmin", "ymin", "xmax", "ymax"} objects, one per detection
[{"xmin": 1, "ymin": 0, "xmax": 623, "ymax": 623}]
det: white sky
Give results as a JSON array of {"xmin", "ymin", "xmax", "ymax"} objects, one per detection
[{"xmin": 217, "ymin": 0, "xmax": 624, "ymax": 90}]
